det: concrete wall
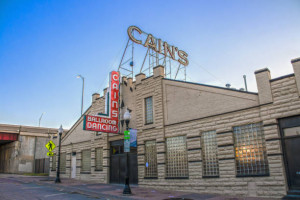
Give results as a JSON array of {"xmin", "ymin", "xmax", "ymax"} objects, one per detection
[
  {"xmin": 0, "ymin": 124, "xmax": 58, "ymax": 174},
  {"xmin": 0, "ymin": 141, "xmax": 19, "ymax": 173},
  {"xmin": 18, "ymin": 136, "xmax": 35, "ymax": 173}
]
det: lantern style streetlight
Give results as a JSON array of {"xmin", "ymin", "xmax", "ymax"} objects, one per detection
[
  {"xmin": 123, "ymin": 109, "xmax": 132, "ymax": 195},
  {"xmin": 55, "ymin": 125, "xmax": 63, "ymax": 183}
]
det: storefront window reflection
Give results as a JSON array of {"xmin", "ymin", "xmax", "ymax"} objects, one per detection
[{"xmin": 233, "ymin": 123, "xmax": 269, "ymax": 176}]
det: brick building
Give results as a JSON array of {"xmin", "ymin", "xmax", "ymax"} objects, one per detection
[{"xmin": 50, "ymin": 57, "xmax": 300, "ymax": 198}]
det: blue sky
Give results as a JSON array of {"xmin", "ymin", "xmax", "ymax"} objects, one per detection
[{"xmin": 0, "ymin": 0, "xmax": 299, "ymax": 129}]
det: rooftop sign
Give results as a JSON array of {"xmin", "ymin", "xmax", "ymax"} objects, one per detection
[{"xmin": 127, "ymin": 26, "xmax": 189, "ymax": 66}]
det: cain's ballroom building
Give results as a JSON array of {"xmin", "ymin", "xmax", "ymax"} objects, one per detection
[{"xmin": 49, "ymin": 57, "xmax": 300, "ymax": 199}]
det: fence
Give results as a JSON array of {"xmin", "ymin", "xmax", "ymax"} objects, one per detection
[{"xmin": 34, "ymin": 158, "xmax": 49, "ymax": 174}]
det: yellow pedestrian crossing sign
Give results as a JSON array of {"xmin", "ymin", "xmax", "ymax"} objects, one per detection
[{"xmin": 45, "ymin": 141, "xmax": 56, "ymax": 152}]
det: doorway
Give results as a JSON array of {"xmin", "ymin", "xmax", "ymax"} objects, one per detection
[
  {"xmin": 279, "ymin": 116, "xmax": 300, "ymax": 190},
  {"xmin": 110, "ymin": 140, "xmax": 138, "ymax": 184},
  {"xmin": 71, "ymin": 152, "xmax": 76, "ymax": 179}
]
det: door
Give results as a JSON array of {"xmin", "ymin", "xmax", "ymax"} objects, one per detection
[
  {"xmin": 129, "ymin": 153, "xmax": 138, "ymax": 184},
  {"xmin": 280, "ymin": 116, "xmax": 300, "ymax": 190},
  {"xmin": 71, "ymin": 152, "xmax": 76, "ymax": 179},
  {"xmin": 110, "ymin": 140, "xmax": 138, "ymax": 184}
]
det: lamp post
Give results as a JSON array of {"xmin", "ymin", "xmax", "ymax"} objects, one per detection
[
  {"xmin": 55, "ymin": 125, "xmax": 63, "ymax": 183},
  {"xmin": 77, "ymin": 75, "xmax": 85, "ymax": 115},
  {"xmin": 39, "ymin": 112, "xmax": 45, "ymax": 127},
  {"xmin": 123, "ymin": 109, "xmax": 132, "ymax": 195}
]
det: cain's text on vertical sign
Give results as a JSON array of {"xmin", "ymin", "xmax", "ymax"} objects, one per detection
[{"xmin": 84, "ymin": 71, "xmax": 120, "ymax": 134}]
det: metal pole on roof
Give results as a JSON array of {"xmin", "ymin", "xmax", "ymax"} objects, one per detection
[
  {"xmin": 77, "ymin": 75, "xmax": 85, "ymax": 115},
  {"xmin": 243, "ymin": 75, "xmax": 248, "ymax": 92},
  {"xmin": 39, "ymin": 112, "xmax": 45, "ymax": 127}
]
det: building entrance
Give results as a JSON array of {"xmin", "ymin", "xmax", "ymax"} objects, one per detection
[
  {"xmin": 279, "ymin": 116, "xmax": 300, "ymax": 190},
  {"xmin": 110, "ymin": 140, "xmax": 138, "ymax": 184}
]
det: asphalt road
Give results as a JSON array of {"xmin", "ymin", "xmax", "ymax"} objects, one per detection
[
  {"xmin": 0, "ymin": 174, "xmax": 277, "ymax": 200},
  {"xmin": 0, "ymin": 176, "xmax": 111, "ymax": 200}
]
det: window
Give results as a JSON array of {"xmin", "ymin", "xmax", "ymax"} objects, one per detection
[
  {"xmin": 145, "ymin": 97, "xmax": 153, "ymax": 124},
  {"xmin": 51, "ymin": 154, "xmax": 56, "ymax": 171},
  {"xmin": 166, "ymin": 136, "xmax": 188, "ymax": 178},
  {"xmin": 60, "ymin": 153, "xmax": 66, "ymax": 173},
  {"xmin": 81, "ymin": 149, "xmax": 91, "ymax": 173},
  {"xmin": 201, "ymin": 130, "xmax": 219, "ymax": 177},
  {"xmin": 95, "ymin": 148, "xmax": 103, "ymax": 171},
  {"xmin": 145, "ymin": 140, "xmax": 157, "ymax": 177},
  {"xmin": 233, "ymin": 123, "xmax": 269, "ymax": 176}
]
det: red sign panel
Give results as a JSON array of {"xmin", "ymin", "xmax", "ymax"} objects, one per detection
[
  {"xmin": 0, "ymin": 133, "xmax": 18, "ymax": 141},
  {"xmin": 84, "ymin": 71, "xmax": 120, "ymax": 134}
]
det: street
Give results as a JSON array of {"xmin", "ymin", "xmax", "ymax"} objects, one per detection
[{"xmin": 0, "ymin": 174, "xmax": 276, "ymax": 200}]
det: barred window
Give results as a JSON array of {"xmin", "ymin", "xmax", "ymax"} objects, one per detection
[
  {"xmin": 145, "ymin": 140, "xmax": 157, "ymax": 177},
  {"xmin": 166, "ymin": 136, "xmax": 188, "ymax": 178},
  {"xmin": 233, "ymin": 123, "xmax": 269, "ymax": 176},
  {"xmin": 52, "ymin": 154, "xmax": 56, "ymax": 171},
  {"xmin": 81, "ymin": 149, "xmax": 91, "ymax": 173},
  {"xmin": 60, "ymin": 153, "xmax": 66, "ymax": 173},
  {"xmin": 145, "ymin": 97, "xmax": 153, "ymax": 124},
  {"xmin": 201, "ymin": 130, "xmax": 219, "ymax": 177},
  {"xmin": 95, "ymin": 148, "xmax": 103, "ymax": 171}
]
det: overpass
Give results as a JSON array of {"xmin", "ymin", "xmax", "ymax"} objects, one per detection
[{"xmin": 0, "ymin": 124, "xmax": 59, "ymax": 174}]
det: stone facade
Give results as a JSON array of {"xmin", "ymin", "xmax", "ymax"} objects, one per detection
[{"xmin": 50, "ymin": 58, "xmax": 300, "ymax": 198}]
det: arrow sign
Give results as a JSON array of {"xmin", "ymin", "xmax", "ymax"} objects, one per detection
[{"xmin": 47, "ymin": 152, "xmax": 54, "ymax": 156}]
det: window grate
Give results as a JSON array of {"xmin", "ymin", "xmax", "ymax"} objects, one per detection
[
  {"xmin": 201, "ymin": 130, "xmax": 219, "ymax": 177},
  {"xmin": 145, "ymin": 97, "xmax": 153, "ymax": 124},
  {"xmin": 95, "ymin": 148, "xmax": 103, "ymax": 171},
  {"xmin": 81, "ymin": 149, "xmax": 91, "ymax": 173},
  {"xmin": 233, "ymin": 123, "xmax": 269, "ymax": 176},
  {"xmin": 145, "ymin": 140, "xmax": 158, "ymax": 177},
  {"xmin": 166, "ymin": 136, "xmax": 188, "ymax": 177}
]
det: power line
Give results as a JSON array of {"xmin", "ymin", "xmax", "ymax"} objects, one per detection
[{"xmin": 189, "ymin": 59, "xmax": 225, "ymax": 85}]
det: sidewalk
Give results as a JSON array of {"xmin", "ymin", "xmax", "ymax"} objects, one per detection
[{"xmin": 1, "ymin": 174, "xmax": 276, "ymax": 200}]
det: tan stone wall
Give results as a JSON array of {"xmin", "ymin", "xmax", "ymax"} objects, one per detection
[
  {"xmin": 163, "ymin": 79, "xmax": 259, "ymax": 125},
  {"xmin": 50, "ymin": 93, "xmax": 110, "ymax": 182},
  {"xmin": 136, "ymin": 72, "xmax": 300, "ymax": 198},
  {"xmin": 52, "ymin": 62, "xmax": 300, "ymax": 198},
  {"xmin": 50, "ymin": 135, "xmax": 110, "ymax": 183}
]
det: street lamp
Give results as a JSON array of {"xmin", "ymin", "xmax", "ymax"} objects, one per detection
[
  {"xmin": 39, "ymin": 112, "xmax": 45, "ymax": 127},
  {"xmin": 77, "ymin": 75, "xmax": 85, "ymax": 116},
  {"xmin": 123, "ymin": 109, "xmax": 132, "ymax": 195},
  {"xmin": 55, "ymin": 125, "xmax": 63, "ymax": 183}
]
